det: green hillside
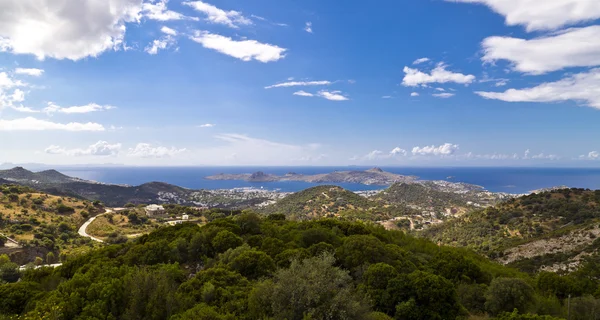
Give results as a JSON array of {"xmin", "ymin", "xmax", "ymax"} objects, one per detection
[
  {"xmin": 260, "ymin": 185, "xmax": 419, "ymax": 221},
  {"xmin": 421, "ymin": 188, "xmax": 600, "ymax": 272},
  {"xmin": 2, "ymin": 214, "xmax": 597, "ymax": 319}
]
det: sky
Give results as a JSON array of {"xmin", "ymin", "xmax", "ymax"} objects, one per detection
[{"xmin": 0, "ymin": 0, "xmax": 599, "ymax": 167}]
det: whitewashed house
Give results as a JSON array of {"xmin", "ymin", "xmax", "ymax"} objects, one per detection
[{"xmin": 145, "ymin": 204, "xmax": 165, "ymax": 217}]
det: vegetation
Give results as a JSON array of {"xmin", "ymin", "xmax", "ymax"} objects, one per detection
[
  {"xmin": 0, "ymin": 184, "xmax": 104, "ymax": 261},
  {"xmin": 421, "ymin": 189, "xmax": 600, "ymax": 268},
  {"xmin": 0, "ymin": 214, "xmax": 597, "ymax": 319}
]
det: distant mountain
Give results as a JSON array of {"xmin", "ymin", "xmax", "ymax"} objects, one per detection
[
  {"xmin": 421, "ymin": 188, "xmax": 600, "ymax": 272},
  {"xmin": 0, "ymin": 167, "xmax": 279, "ymax": 208},
  {"xmin": 206, "ymin": 168, "xmax": 418, "ymax": 185}
]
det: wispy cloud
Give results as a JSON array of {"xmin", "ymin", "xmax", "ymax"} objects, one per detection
[
  {"xmin": 45, "ymin": 141, "xmax": 122, "ymax": 156},
  {"xmin": 475, "ymin": 68, "xmax": 600, "ymax": 109},
  {"xmin": 413, "ymin": 57, "xmax": 430, "ymax": 65},
  {"xmin": 0, "ymin": 117, "xmax": 105, "ymax": 131},
  {"xmin": 432, "ymin": 92, "xmax": 455, "ymax": 98},
  {"xmin": 143, "ymin": 0, "xmax": 198, "ymax": 21},
  {"xmin": 190, "ymin": 31, "xmax": 286, "ymax": 63},
  {"xmin": 448, "ymin": 0, "xmax": 600, "ymax": 32},
  {"xmin": 199, "ymin": 123, "xmax": 215, "ymax": 128},
  {"xmin": 128, "ymin": 143, "xmax": 187, "ymax": 158},
  {"xmin": 183, "ymin": 1, "xmax": 252, "ymax": 28},
  {"xmin": 317, "ymin": 90, "xmax": 349, "ymax": 101},
  {"xmin": 481, "ymin": 26, "xmax": 600, "ymax": 74},
  {"xmin": 304, "ymin": 22, "xmax": 313, "ymax": 33},
  {"xmin": 265, "ymin": 80, "xmax": 331, "ymax": 89},
  {"xmin": 44, "ymin": 103, "xmax": 115, "ymax": 114},
  {"xmin": 293, "ymin": 90, "xmax": 314, "ymax": 97},
  {"xmin": 15, "ymin": 68, "xmax": 44, "ymax": 77}
]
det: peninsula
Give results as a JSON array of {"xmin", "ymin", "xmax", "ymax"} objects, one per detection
[{"xmin": 205, "ymin": 167, "xmax": 418, "ymax": 185}]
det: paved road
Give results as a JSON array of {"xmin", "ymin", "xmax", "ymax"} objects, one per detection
[{"xmin": 78, "ymin": 209, "xmax": 112, "ymax": 243}]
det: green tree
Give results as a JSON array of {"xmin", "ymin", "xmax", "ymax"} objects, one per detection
[
  {"xmin": 0, "ymin": 281, "xmax": 43, "ymax": 315},
  {"xmin": 249, "ymin": 253, "xmax": 370, "ymax": 320},
  {"xmin": 211, "ymin": 230, "xmax": 243, "ymax": 254},
  {"xmin": 229, "ymin": 249, "xmax": 275, "ymax": 280},
  {"xmin": 485, "ymin": 278, "xmax": 535, "ymax": 315}
]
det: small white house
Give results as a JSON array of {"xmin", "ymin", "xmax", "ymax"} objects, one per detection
[
  {"xmin": 182, "ymin": 214, "xmax": 190, "ymax": 221},
  {"xmin": 145, "ymin": 204, "xmax": 165, "ymax": 217}
]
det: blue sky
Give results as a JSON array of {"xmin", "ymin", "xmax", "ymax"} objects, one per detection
[{"xmin": 0, "ymin": 0, "xmax": 599, "ymax": 166}]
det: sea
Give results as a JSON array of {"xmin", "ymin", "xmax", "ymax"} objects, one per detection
[{"xmin": 57, "ymin": 166, "xmax": 600, "ymax": 194}]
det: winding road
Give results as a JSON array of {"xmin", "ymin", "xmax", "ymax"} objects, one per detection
[{"xmin": 78, "ymin": 209, "xmax": 112, "ymax": 243}]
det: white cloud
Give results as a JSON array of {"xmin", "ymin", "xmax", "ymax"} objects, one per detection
[
  {"xmin": 382, "ymin": 95, "xmax": 392, "ymax": 99},
  {"xmin": 145, "ymin": 35, "xmax": 177, "ymax": 55},
  {"xmin": 44, "ymin": 103, "xmax": 115, "ymax": 114},
  {"xmin": 160, "ymin": 26, "xmax": 178, "ymax": 36},
  {"xmin": 190, "ymin": 31, "xmax": 286, "ymax": 63},
  {"xmin": 265, "ymin": 80, "xmax": 332, "ymax": 89},
  {"xmin": 0, "ymin": 117, "xmax": 105, "ymax": 131},
  {"xmin": 0, "ymin": 0, "xmax": 142, "ymax": 60},
  {"xmin": 199, "ymin": 123, "xmax": 215, "ymax": 128},
  {"xmin": 475, "ymin": 68, "xmax": 600, "ymax": 109},
  {"xmin": 402, "ymin": 63, "xmax": 476, "ymax": 87},
  {"xmin": 413, "ymin": 57, "xmax": 430, "ymax": 65},
  {"xmin": 390, "ymin": 147, "xmax": 407, "ymax": 156},
  {"xmin": 0, "ymin": 72, "xmax": 25, "ymax": 88},
  {"xmin": 365, "ymin": 150, "xmax": 384, "ymax": 160},
  {"xmin": 305, "ymin": 22, "xmax": 313, "ymax": 33},
  {"xmin": 317, "ymin": 90, "xmax": 349, "ymax": 101},
  {"xmin": 581, "ymin": 151, "xmax": 600, "ymax": 159},
  {"xmin": 449, "ymin": 0, "xmax": 600, "ymax": 32},
  {"xmin": 45, "ymin": 141, "xmax": 122, "ymax": 156},
  {"xmin": 293, "ymin": 90, "xmax": 314, "ymax": 97},
  {"xmin": 0, "ymin": 73, "xmax": 27, "ymax": 110},
  {"xmin": 412, "ymin": 143, "xmax": 459, "ymax": 156},
  {"xmin": 143, "ymin": 0, "xmax": 197, "ymax": 21},
  {"xmin": 10, "ymin": 106, "xmax": 38, "ymax": 113},
  {"xmin": 481, "ymin": 26, "xmax": 600, "ymax": 75},
  {"xmin": 435, "ymin": 88, "xmax": 445, "ymax": 91},
  {"xmin": 410, "ymin": 92, "xmax": 420, "ymax": 97},
  {"xmin": 433, "ymin": 92, "xmax": 455, "ymax": 98},
  {"xmin": 466, "ymin": 152, "xmax": 520, "ymax": 160},
  {"xmin": 128, "ymin": 143, "xmax": 187, "ymax": 158},
  {"xmin": 14, "ymin": 68, "xmax": 44, "ymax": 77},
  {"xmin": 531, "ymin": 153, "xmax": 560, "ymax": 160},
  {"xmin": 184, "ymin": 1, "xmax": 251, "ymax": 28}
]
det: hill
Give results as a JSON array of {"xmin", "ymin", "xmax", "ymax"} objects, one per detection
[
  {"xmin": 421, "ymin": 188, "xmax": 600, "ymax": 272},
  {"xmin": 260, "ymin": 185, "xmax": 379, "ymax": 220},
  {"xmin": 0, "ymin": 184, "xmax": 105, "ymax": 265},
  {"xmin": 2, "ymin": 215, "xmax": 596, "ymax": 319}
]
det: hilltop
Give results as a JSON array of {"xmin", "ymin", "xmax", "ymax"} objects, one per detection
[
  {"xmin": 421, "ymin": 188, "xmax": 600, "ymax": 272},
  {"xmin": 260, "ymin": 185, "xmax": 382, "ymax": 220}
]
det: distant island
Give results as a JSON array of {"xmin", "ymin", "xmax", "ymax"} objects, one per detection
[{"xmin": 206, "ymin": 167, "xmax": 419, "ymax": 185}]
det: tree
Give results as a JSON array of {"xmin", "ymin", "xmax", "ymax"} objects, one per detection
[
  {"xmin": 0, "ymin": 235, "xmax": 6, "ymax": 247},
  {"xmin": 230, "ymin": 249, "xmax": 275, "ymax": 280},
  {"xmin": 485, "ymin": 278, "xmax": 535, "ymax": 315},
  {"xmin": 392, "ymin": 271, "xmax": 463, "ymax": 320},
  {"xmin": 211, "ymin": 231, "xmax": 243, "ymax": 254},
  {"xmin": 0, "ymin": 281, "xmax": 43, "ymax": 315},
  {"xmin": 249, "ymin": 253, "xmax": 370, "ymax": 320}
]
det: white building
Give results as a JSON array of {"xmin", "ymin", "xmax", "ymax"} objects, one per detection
[
  {"xmin": 182, "ymin": 214, "xmax": 190, "ymax": 221},
  {"xmin": 145, "ymin": 204, "xmax": 165, "ymax": 217}
]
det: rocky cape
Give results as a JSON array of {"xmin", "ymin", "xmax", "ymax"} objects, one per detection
[{"xmin": 205, "ymin": 167, "xmax": 419, "ymax": 185}]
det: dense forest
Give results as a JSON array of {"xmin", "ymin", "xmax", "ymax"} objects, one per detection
[{"xmin": 1, "ymin": 213, "xmax": 600, "ymax": 319}]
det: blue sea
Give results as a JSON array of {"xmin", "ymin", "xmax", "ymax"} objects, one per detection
[{"xmin": 57, "ymin": 166, "xmax": 600, "ymax": 194}]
